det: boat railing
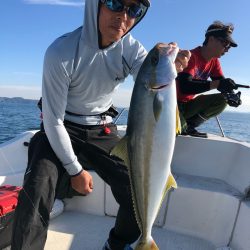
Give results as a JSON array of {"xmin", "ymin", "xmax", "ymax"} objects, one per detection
[
  {"xmin": 114, "ymin": 108, "xmax": 127, "ymax": 125},
  {"xmin": 114, "ymin": 109, "xmax": 227, "ymax": 139},
  {"xmin": 215, "ymin": 116, "xmax": 225, "ymax": 137}
]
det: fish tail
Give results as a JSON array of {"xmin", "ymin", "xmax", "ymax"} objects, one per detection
[{"xmin": 134, "ymin": 236, "xmax": 159, "ymax": 250}]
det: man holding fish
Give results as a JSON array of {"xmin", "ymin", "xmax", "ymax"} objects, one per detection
[{"xmin": 11, "ymin": 0, "xmax": 190, "ymax": 250}]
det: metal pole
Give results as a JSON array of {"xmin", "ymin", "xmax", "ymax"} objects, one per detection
[
  {"xmin": 114, "ymin": 108, "xmax": 126, "ymax": 125},
  {"xmin": 215, "ymin": 116, "xmax": 225, "ymax": 137}
]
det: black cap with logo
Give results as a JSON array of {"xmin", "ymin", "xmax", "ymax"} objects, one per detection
[{"xmin": 205, "ymin": 22, "xmax": 238, "ymax": 47}]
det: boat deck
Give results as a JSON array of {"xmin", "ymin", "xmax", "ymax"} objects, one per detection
[
  {"xmin": 45, "ymin": 211, "xmax": 215, "ymax": 250},
  {"xmin": 3, "ymin": 211, "xmax": 216, "ymax": 250}
]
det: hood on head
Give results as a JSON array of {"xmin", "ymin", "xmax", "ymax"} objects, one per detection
[{"xmin": 82, "ymin": 0, "xmax": 150, "ymax": 49}]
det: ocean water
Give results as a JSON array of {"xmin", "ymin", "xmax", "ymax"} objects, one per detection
[
  {"xmin": 0, "ymin": 98, "xmax": 41, "ymax": 144},
  {"xmin": 0, "ymin": 98, "xmax": 250, "ymax": 144}
]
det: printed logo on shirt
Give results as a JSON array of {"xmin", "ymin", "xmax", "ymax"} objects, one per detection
[{"xmin": 194, "ymin": 67, "xmax": 211, "ymax": 80}]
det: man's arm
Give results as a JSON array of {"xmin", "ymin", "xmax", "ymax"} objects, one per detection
[
  {"xmin": 177, "ymin": 72, "xmax": 224, "ymax": 94},
  {"xmin": 42, "ymin": 46, "xmax": 93, "ymax": 195}
]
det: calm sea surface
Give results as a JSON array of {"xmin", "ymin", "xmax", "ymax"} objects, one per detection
[{"xmin": 0, "ymin": 98, "xmax": 250, "ymax": 144}]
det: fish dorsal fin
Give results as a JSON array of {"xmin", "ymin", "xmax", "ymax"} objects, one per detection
[
  {"xmin": 110, "ymin": 136, "xmax": 129, "ymax": 167},
  {"xmin": 176, "ymin": 105, "xmax": 182, "ymax": 135}
]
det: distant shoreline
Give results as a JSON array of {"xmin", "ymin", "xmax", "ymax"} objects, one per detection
[
  {"xmin": 0, "ymin": 97, "xmax": 39, "ymax": 102},
  {"xmin": 0, "ymin": 96, "xmax": 249, "ymax": 114}
]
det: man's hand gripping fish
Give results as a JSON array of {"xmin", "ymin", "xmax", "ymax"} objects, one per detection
[{"xmin": 111, "ymin": 43, "xmax": 179, "ymax": 250}]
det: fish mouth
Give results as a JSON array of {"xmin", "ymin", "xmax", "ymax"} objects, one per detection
[{"xmin": 151, "ymin": 84, "xmax": 168, "ymax": 90}]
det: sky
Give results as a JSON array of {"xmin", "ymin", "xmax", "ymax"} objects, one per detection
[{"xmin": 1, "ymin": 0, "xmax": 250, "ymax": 113}]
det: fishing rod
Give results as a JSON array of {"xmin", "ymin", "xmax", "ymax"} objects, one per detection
[{"xmin": 236, "ymin": 84, "xmax": 250, "ymax": 89}]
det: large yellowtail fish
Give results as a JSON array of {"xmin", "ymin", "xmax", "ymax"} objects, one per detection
[{"xmin": 111, "ymin": 43, "xmax": 179, "ymax": 249}]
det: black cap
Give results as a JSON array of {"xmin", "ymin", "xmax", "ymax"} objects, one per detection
[
  {"xmin": 205, "ymin": 26, "xmax": 237, "ymax": 47},
  {"xmin": 139, "ymin": 0, "xmax": 150, "ymax": 7}
]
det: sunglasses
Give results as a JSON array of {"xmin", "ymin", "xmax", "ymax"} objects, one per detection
[
  {"xmin": 100, "ymin": 0, "xmax": 144, "ymax": 18},
  {"xmin": 217, "ymin": 38, "xmax": 231, "ymax": 50}
]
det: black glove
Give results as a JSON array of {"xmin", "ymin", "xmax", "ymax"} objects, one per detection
[
  {"xmin": 217, "ymin": 78, "xmax": 238, "ymax": 93},
  {"xmin": 223, "ymin": 91, "xmax": 242, "ymax": 107}
]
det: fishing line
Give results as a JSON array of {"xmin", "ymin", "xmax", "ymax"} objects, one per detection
[
  {"xmin": 0, "ymin": 139, "xmax": 49, "ymax": 228},
  {"xmin": 0, "ymin": 106, "xmax": 73, "ymax": 248},
  {"xmin": 0, "ymin": 100, "xmax": 50, "ymax": 231}
]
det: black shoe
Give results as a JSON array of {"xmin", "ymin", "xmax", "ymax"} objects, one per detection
[{"xmin": 182, "ymin": 127, "xmax": 207, "ymax": 138}]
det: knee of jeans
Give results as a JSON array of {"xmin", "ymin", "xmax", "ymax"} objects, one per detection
[
  {"xmin": 219, "ymin": 97, "xmax": 227, "ymax": 110},
  {"xmin": 217, "ymin": 93, "xmax": 227, "ymax": 102},
  {"xmin": 26, "ymin": 158, "xmax": 59, "ymax": 182},
  {"xmin": 23, "ymin": 160, "xmax": 59, "ymax": 203}
]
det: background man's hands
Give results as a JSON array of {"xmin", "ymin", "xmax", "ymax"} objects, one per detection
[
  {"xmin": 175, "ymin": 49, "xmax": 191, "ymax": 73},
  {"xmin": 217, "ymin": 78, "xmax": 238, "ymax": 93},
  {"xmin": 71, "ymin": 170, "xmax": 93, "ymax": 195},
  {"xmin": 168, "ymin": 42, "xmax": 191, "ymax": 72}
]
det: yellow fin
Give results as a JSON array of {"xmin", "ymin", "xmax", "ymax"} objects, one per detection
[
  {"xmin": 167, "ymin": 173, "xmax": 177, "ymax": 190},
  {"xmin": 162, "ymin": 173, "xmax": 177, "ymax": 199},
  {"xmin": 176, "ymin": 105, "xmax": 182, "ymax": 135},
  {"xmin": 159, "ymin": 173, "xmax": 177, "ymax": 213},
  {"xmin": 110, "ymin": 136, "xmax": 129, "ymax": 167}
]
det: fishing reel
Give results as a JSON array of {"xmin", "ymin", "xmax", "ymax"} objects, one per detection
[
  {"xmin": 220, "ymin": 83, "xmax": 249, "ymax": 108},
  {"xmin": 222, "ymin": 90, "xmax": 242, "ymax": 107}
]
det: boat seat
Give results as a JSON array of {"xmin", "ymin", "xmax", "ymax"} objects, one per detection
[
  {"xmin": 105, "ymin": 173, "xmax": 243, "ymax": 248},
  {"xmin": 230, "ymin": 200, "xmax": 250, "ymax": 250},
  {"xmin": 162, "ymin": 174, "xmax": 242, "ymax": 247},
  {"xmin": 172, "ymin": 135, "xmax": 250, "ymax": 195}
]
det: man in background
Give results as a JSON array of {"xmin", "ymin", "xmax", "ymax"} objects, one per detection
[{"xmin": 177, "ymin": 20, "xmax": 241, "ymax": 137}]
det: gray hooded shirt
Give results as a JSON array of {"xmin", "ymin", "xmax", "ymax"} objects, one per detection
[{"xmin": 42, "ymin": 0, "xmax": 148, "ymax": 176}]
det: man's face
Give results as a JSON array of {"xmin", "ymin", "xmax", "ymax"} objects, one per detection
[
  {"xmin": 99, "ymin": 0, "xmax": 140, "ymax": 47},
  {"xmin": 210, "ymin": 36, "xmax": 231, "ymax": 58}
]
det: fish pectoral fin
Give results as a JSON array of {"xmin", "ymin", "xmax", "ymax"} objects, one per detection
[
  {"xmin": 153, "ymin": 93, "xmax": 164, "ymax": 122},
  {"xmin": 110, "ymin": 136, "xmax": 129, "ymax": 167},
  {"xmin": 176, "ymin": 105, "xmax": 182, "ymax": 135}
]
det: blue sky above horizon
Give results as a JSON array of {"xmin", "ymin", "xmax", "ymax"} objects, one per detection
[{"xmin": 1, "ymin": 0, "xmax": 250, "ymax": 112}]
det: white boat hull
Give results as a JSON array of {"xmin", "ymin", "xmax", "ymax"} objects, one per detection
[{"xmin": 1, "ymin": 128, "xmax": 250, "ymax": 250}]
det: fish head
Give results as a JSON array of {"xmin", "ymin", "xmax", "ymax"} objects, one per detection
[
  {"xmin": 128, "ymin": 43, "xmax": 179, "ymax": 126},
  {"xmin": 139, "ymin": 43, "xmax": 179, "ymax": 91}
]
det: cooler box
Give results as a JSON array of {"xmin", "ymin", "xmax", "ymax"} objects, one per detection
[{"xmin": 0, "ymin": 185, "xmax": 22, "ymax": 249}]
